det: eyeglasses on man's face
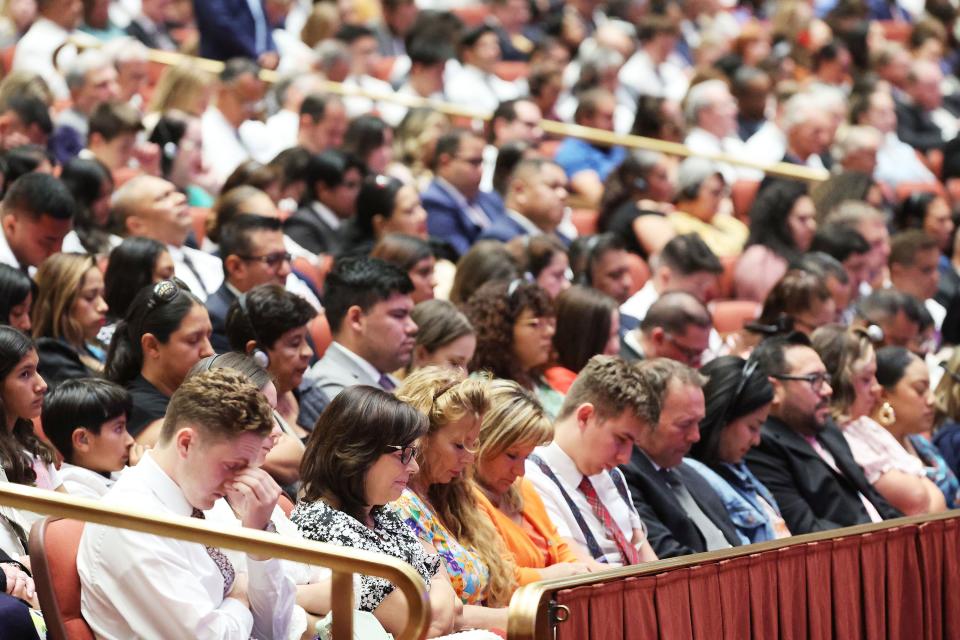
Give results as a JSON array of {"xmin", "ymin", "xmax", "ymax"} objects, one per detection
[
  {"xmin": 771, "ymin": 371, "xmax": 832, "ymax": 392},
  {"xmin": 239, "ymin": 251, "xmax": 292, "ymax": 268}
]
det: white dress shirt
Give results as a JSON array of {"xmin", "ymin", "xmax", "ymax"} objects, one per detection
[
  {"xmin": 61, "ymin": 230, "xmax": 123, "ymax": 255},
  {"xmin": 342, "ymin": 74, "xmax": 399, "ymax": 119},
  {"xmin": 0, "ymin": 227, "xmax": 23, "ymax": 271},
  {"xmin": 201, "ymin": 107, "xmax": 256, "ymax": 186},
  {"xmin": 258, "ymin": 109, "xmax": 300, "ymax": 162},
  {"xmin": 875, "ymin": 131, "xmax": 936, "ymax": 187},
  {"xmin": 685, "ymin": 127, "xmax": 762, "ymax": 182},
  {"xmin": 168, "ymin": 243, "xmax": 224, "ymax": 302},
  {"xmin": 744, "ymin": 120, "xmax": 786, "ymax": 168},
  {"xmin": 12, "ymin": 17, "xmax": 72, "ymax": 99},
  {"xmin": 525, "ymin": 441, "xmax": 643, "ymax": 566},
  {"xmin": 60, "ymin": 463, "xmax": 119, "ymax": 499},
  {"xmin": 618, "ymin": 49, "xmax": 690, "ymax": 103},
  {"xmin": 619, "ymin": 280, "xmax": 658, "ymax": 322},
  {"xmin": 445, "ymin": 64, "xmax": 521, "ymax": 114},
  {"xmin": 78, "ymin": 452, "xmax": 296, "ymax": 640}
]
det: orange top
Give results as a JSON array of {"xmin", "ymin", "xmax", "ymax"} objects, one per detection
[
  {"xmin": 473, "ymin": 478, "xmax": 579, "ymax": 585},
  {"xmin": 543, "ymin": 366, "xmax": 578, "ymax": 395}
]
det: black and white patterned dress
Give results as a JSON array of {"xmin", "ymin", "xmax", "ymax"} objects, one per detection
[{"xmin": 292, "ymin": 499, "xmax": 442, "ymax": 611}]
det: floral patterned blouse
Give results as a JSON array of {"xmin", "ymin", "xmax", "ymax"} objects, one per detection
[
  {"xmin": 291, "ymin": 499, "xmax": 442, "ymax": 611},
  {"xmin": 908, "ymin": 434, "xmax": 960, "ymax": 509},
  {"xmin": 392, "ymin": 489, "xmax": 490, "ymax": 605}
]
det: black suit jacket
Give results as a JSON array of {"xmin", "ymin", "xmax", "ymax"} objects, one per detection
[
  {"xmin": 205, "ymin": 284, "xmax": 236, "ymax": 355},
  {"xmin": 745, "ymin": 417, "xmax": 902, "ymax": 535},
  {"xmin": 895, "ymin": 98, "xmax": 945, "ymax": 152},
  {"xmin": 284, "ymin": 206, "xmax": 344, "ymax": 257},
  {"xmin": 620, "ymin": 450, "xmax": 741, "ymax": 558}
]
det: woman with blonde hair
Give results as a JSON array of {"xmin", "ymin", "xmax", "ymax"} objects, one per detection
[
  {"xmin": 934, "ymin": 349, "xmax": 960, "ymax": 477},
  {"xmin": 146, "ymin": 63, "xmax": 214, "ymax": 118},
  {"xmin": 394, "ymin": 367, "xmax": 509, "ymax": 630},
  {"xmin": 32, "ymin": 252, "xmax": 108, "ymax": 385},
  {"xmin": 473, "ymin": 380, "xmax": 596, "ymax": 586}
]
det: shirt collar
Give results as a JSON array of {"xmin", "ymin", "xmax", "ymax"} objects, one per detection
[
  {"xmin": 329, "ymin": 341, "xmax": 383, "ymax": 382},
  {"xmin": 506, "ymin": 209, "xmax": 542, "ymax": 236},
  {"xmin": 134, "ymin": 451, "xmax": 194, "ymax": 517},
  {"xmin": 310, "ymin": 201, "xmax": 341, "ymax": 230},
  {"xmin": 539, "ymin": 441, "xmax": 588, "ymax": 487},
  {"xmin": 225, "ymin": 281, "xmax": 243, "ymax": 299}
]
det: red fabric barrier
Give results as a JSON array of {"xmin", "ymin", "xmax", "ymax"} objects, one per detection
[
  {"xmin": 655, "ymin": 569, "xmax": 693, "ymax": 640},
  {"xmin": 555, "ymin": 586, "xmax": 591, "ymax": 640},
  {"xmin": 716, "ymin": 557, "xmax": 751, "ymax": 640},
  {"xmin": 775, "ymin": 545, "xmax": 808, "ymax": 640},
  {"xmin": 942, "ymin": 518, "xmax": 960, "ymax": 633},
  {"xmin": 622, "ymin": 575, "xmax": 659, "ymax": 640},
  {"xmin": 748, "ymin": 553, "xmax": 778, "ymax": 639},
  {"xmin": 885, "ymin": 526, "xmax": 924, "ymax": 639},
  {"xmin": 917, "ymin": 519, "xmax": 944, "ymax": 640},
  {"xmin": 859, "ymin": 531, "xmax": 888, "ymax": 639},
  {"xmin": 588, "ymin": 581, "xmax": 623, "ymax": 639},
  {"xmin": 830, "ymin": 536, "xmax": 863, "ymax": 640},
  {"xmin": 804, "ymin": 541, "xmax": 833, "ymax": 640},
  {"xmin": 687, "ymin": 563, "xmax": 724, "ymax": 640}
]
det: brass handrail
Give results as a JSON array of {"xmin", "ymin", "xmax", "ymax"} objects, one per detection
[
  {"xmin": 506, "ymin": 509, "xmax": 960, "ymax": 640},
  {"xmin": 0, "ymin": 482, "xmax": 431, "ymax": 640}
]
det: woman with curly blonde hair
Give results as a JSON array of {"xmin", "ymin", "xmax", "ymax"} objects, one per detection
[{"xmin": 394, "ymin": 367, "xmax": 510, "ymax": 630}]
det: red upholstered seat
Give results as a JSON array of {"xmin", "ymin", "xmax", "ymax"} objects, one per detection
[
  {"xmin": 308, "ymin": 312, "xmax": 333, "ymax": 359},
  {"xmin": 190, "ymin": 207, "xmax": 211, "ymax": 247},
  {"xmin": 29, "ymin": 518, "xmax": 94, "ymax": 640},
  {"xmin": 571, "ymin": 209, "xmax": 598, "ymax": 236},
  {"xmin": 730, "ymin": 179, "xmax": 760, "ymax": 222},
  {"xmin": 709, "ymin": 300, "xmax": 761, "ymax": 335},
  {"xmin": 625, "ymin": 253, "xmax": 650, "ymax": 295}
]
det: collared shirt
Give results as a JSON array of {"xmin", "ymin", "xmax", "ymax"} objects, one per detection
[
  {"xmin": 875, "ymin": 131, "xmax": 936, "ymax": 187},
  {"xmin": 619, "ymin": 280, "xmax": 658, "ymax": 324},
  {"xmin": 310, "ymin": 200, "xmax": 342, "ymax": 231},
  {"xmin": 78, "ymin": 452, "xmax": 297, "ymax": 639},
  {"xmin": 434, "ymin": 176, "xmax": 492, "ymax": 229},
  {"xmin": 445, "ymin": 63, "xmax": 522, "ymax": 114},
  {"xmin": 0, "ymin": 227, "xmax": 23, "ymax": 272},
  {"xmin": 525, "ymin": 441, "xmax": 643, "ymax": 566},
  {"xmin": 201, "ymin": 107, "xmax": 254, "ymax": 186},
  {"xmin": 60, "ymin": 463, "xmax": 120, "ymax": 499},
  {"xmin": 505, "ymin": 208, "xmax": 543, "ymax": 236},
  {"xmin": 167, "ymin": 243, "xmax": 224, "ymax": 302},
  {"xmin": 686, "ymin": 127, "xmax": 762, "ymax": 183}
]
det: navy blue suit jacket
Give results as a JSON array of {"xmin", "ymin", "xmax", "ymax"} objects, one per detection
[
  {"xmin": 478, "ymin": 215, "xmax": 572, "ymax": 247},
  {"xmin": 193, "ymin": 0, "xmax": 276, "ymax": 61},
  {"xmin": 205, "ymin": 284, "xmax": 236, "ymax": 355},
  {"xmin": 422, "ymin": 180, "xmax": 505, "ymax": 258}
]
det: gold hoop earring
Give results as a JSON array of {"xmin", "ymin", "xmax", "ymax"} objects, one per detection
[{"xmin": 877, "ymin": 402, "xmax": 896, "ymax": 427}]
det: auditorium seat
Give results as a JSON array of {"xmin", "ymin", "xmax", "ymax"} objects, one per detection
[
  {"xmin": 718, "ymin": 254, "xmax": 738, "ymax": 300},
  {"xmin": 625, "ymin": 253, "xmax": 650, "ymax": 294},
  {"xmin": 494, "ymin": 61, "xmax": 529, "ymax": 82},
  {"xmin": 571, "ymin": 209, "xmax": 599, "ymax": 236},
  {"xmin": 292, "ymin": 254, "xmax": 333, "ymax": 293},
  {"xmin": 730, "ymin": 179, "xmax": 760, "ymax": 222},
  {"xmin": 451, "ymin": 5, "xmax": 490, "ymax": 26},
  {"xmin": 308, "ymin": 312, "xmax": 333, "ymax": 359},
  {"xmin": 709, "ymin": 300, "xmax": 761, "ymax": 335},
  {"xmin": 29, "ymin": 518, "xmax": 94, "ymax": 640}
]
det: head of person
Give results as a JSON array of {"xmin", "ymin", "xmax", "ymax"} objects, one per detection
[
  {"xmin": 219, "ymin": 214, "xmax": 291, "ymax": 292},
  {"xmin": 149, "ymin": 111, "xmax": 206, "ymax": 190},
  {"xmin": 0, "ymin": 94, "xmax": 53, "ymax": 148},
  {"xmin": 406, "ymin": 37, "xmax": 449, "ymax": 97},
  {"xmin": 104, "ymin": 279, "xmax": 213, "ymax": 390},
  {"xmin": 3, "ymin": 144, "xmax": 54, "ymax": 186},
  {"xmin": 690, "ymin": 355, "xmax": 774, "ymax": 466},
  {"xmin": 215, "ymin": 57, "xmax": 265, "ymax": 125},
  {"xmin": 907, "ymin": 59, "xmax": 943, "ymax": 112},
  {"xmin": 335, "ymin": 24, "xmax": 380, "ymax": 76},
  {"xmin": 506, "ymin": 234, "xmax": 571, "ymax": 300},
  {"xmin": 474, "ymin": 378, "xmax": 553, "ymax": 502},
  {"xmin": 598, "ymin": 149, "xmax": 674, "ymax": 226},
  {"xmin": 208, "ymin": 185, "xmax": 279, "ymax": 245},
  {"xmin": 731, "ymin": 65, "xmax": 771, "ymax": 121},
  {"xmin": 370, "ymin": 234, "xmax": 436, "ymax": 304},
  {"xmin": 746, "ymin": 179, "xmax": 816, "ymax": 259},
  {"xmin": 553, "ymin": 285, "xmax": 619, "ymax": 372},
  {"xmin": 448, "ymin": 239, "xmax": 519, "ymax": 305},
  {"xmin": 104, "ymin": 237, "xmax": 173, "ymax": 322},
  {"xmin": 42, "ymin": 378, "xmax": 132, "ymax": 471},
  {"xmin": 299, "ymin": 93, "xmax": 348, "ymax": 152},
  {"xmin": 86, "ymin": 101, "xmax": 142, "ymax": 171},
  {"xmin": 112, "ymin": 175, "xmax": 190, "ymax": 247},
  {"xmin": 685, "ymin": 78, "xmax": 737, "ymax": 138},
  {"xmin": 269, "ymin": 146, "xmax": 312, "ymax": 208},
  {"xmin": 811, "ymin": 324, "xmax": 881, "ymax": 424},
  {"xmin": 225, "ymin": 283, "xmax": 317, "ymax": 395},
  {"xmin": 0, "ymin": 263, "xmax": 35, "ymax": 332},
  {"xmin": 640, "ymin": 291, "xmax": 713, "ymax": 367},
  {"xmin": 758, "ymin": 269, "xmax": 837, "ymax": 335},
  {"xmin": 147, "ymin": 62, "xmax": 214, "ymax": 117},
  {"xmin": 855, "ymin": 289, "xmax": 921, "ymax": 350},
  {"xmin": 301, "ymin": 149, "xmax": 364, "ymax": 219},
  {"xmin": 833, "ymin": 125, "xmax": 882, "ymax": 176},
  {"xmin": 300, "ymin": 385, "xmax": 426, "ymax": 519},
  {"xmin": 895, "ymin": 191, "xmax": 954, "ymax": 254},
  {"xmin": 572, "ymin": 88, "xmax": 617, "ymax": 132},
  {"xmin": 674, "ymin": 157, "xmax": 726, "ymax": 223},
  {"xmin": 63, "ymin": 49, "xmax": 119, "ymax": 115},
  {"xmin": 875, "ymin": 346, "xmax": 934, "ymax": 434},
  {"xmin": 60, "ymin": 157, "xmax": 113, "ymax": 246},
  {"xmin": 852, "ymin": 86, "xmax": 897, "ymax": 135},
  {"xmin": 465, "ymin": 279, "xmax": 554, "ymax": 389},
  {"xmin": 568, "ymin": 233, "xmax": 635, "ymax": 305},
  {"xmin": 342, "ymin": 115, "xmax": 393, "ymax": 174},
  {"xmin": 0, "ymin": 326, "xmax": 54, "ymax": 483},
  {"xmin": 409, "ymin": 299, "xmax": 475, "ymax": 373},
  {"xmin": 1, "ymin": 173, "xmax": 75, "ymax": 268},
  {"xmin": 31, "ymin": 252, "xmax": 107, "ymax": 348},
  {"xmin": 810, "ymin": 223, "xmax": 871, "ymax": 297},
  {"xmin": 433, "ymin": 128, "xmax": 485, "ymax": 201},
  {"xmin": 823, "ymin": 200, "xmax": 890, "ymax": 285},
  {"xmin": 753, "ymin": 332, "xmax": 833, "ymax": 435},
  {"xmin": 503, "ymin": 158, "xmax": 568, "ymax": 234},
  {"xmin": 458, "ymin": 24, "xmax": 500, "ymax": 72},
  {"xmin": 780, "ymin": 92, "xmax": 833, "ymax": 160},
  {"xmin": 383, "ymin": 0, "xmax": 418, "ymax": 37},
  {"xmin": 154, "ymin": 369, "xmax": 274, "ymax": 510},
  {"xmin": 324, "ymin": 256, "xmax": 417, "ymax": 372},
  {"xmin": 810, "ymin": 172, "xmax": 886, "ymax": 220},
  {"xmin": 889, "ymin": 230, "xmax": 940, "ymax": 302},
  {"xmin": 554, "ymin": 355, "xmax": 653, "ymax": 475},
  {"xmin": 490, "ymin": 99, "xmax": 544, "ymax": 148},
  {"xmin": 354, "ymin": 174, "xmax": 427, "ymax": 243},
  {"xmin": 794, "ymin": 251, "xmax": 853, "ymax": 317},
  {"xmin": 650, "ymin": 233, "xmax": 723, "ymax": 303},
  {"xmin": 935, "ymin": 348, "xmax": 960, "ymax": 425}
]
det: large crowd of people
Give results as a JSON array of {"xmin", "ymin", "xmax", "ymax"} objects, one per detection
[{"xmin": 0, "ymin": 0, "xmax": 959, "ymax": 637}]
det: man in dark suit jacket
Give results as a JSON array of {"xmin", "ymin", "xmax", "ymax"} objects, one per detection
[
  {"xmin": 620, "ymin": 358, "xmax": 741, "ymax": 558},
  {"xmin": 895, "ymin": 60, "xmax": 947, "ymax": 153},
  {"xmin": 284, "ymin": 150, "xmax": 363, "ymax": 257},
  {"xmin": 477, "ymin": 158, "xmax": 572, "ymax": 247},
  {"xmin": 192, "ymin": 0, "xmax": 276, "ymax": 64},
  {"xmin": 423, "ymin": 128, "xmax": 505, "ymax": 258},
  {"xmin": 126, "ymin": 0, "xmax": 177, "ymax": 50},
  {"xmin": 746, "ymin": 334, "xmax": 902, "ymax": 534}
]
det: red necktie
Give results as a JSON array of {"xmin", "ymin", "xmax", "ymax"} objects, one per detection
[{"xmin": 578, "ymin": 476, "xmax": 641, "ymax": 565}]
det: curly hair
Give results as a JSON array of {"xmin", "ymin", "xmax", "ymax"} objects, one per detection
[
  {"xmin": 811, "ymin": 324, "xmax": 875, "ymax": 424},
  {"xmin": 463, "ymin": 280, "xmax": 554, "ymax": 389}
]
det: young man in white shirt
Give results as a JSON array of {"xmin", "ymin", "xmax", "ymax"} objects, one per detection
[
  {"xmin": 0, "ymin": 173, "xmax": 75, "ymax": 274},
  {"xmin": 78, "ymin": 368, "xmax": 296, "ymax": 639},
  {"xmin": 526, "ymin": 355, "xmax": 658, "ymax": 566}
]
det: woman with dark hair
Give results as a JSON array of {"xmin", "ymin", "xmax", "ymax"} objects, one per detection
[
  {"xmin": 490, "ymin": 140, "xmax": 533, "ymax": 197},
  {"xmin": 686, "ymin": 355, "xmax": 789, "ymax": 543},
  {"xmin": 598, "ymin": 150, "xmax": 676, "ymax": 259},
  {"xmin": 409, "ymin": 300, "xmax": 476, "ymax": 373},
  {"xmin": 60, "ymin": 157, "xmax": 117, "ymax": 255},
  {"xmin": 342, "ymin": 115, "xmax": 393, "ymax": 174},
  {"xmin": 103, "ymin": 237, "xmax": 175, "ymax": 324},
  {"xmin": 0, "ymin": 264, "xmax": 35, "ymax": 332},
  {"xmin": 505, "ymin": 235, "xmax": 570, "ymax": 299},
  {"xmin": 895, "ymin": 191, "xmax": 955, "ymax": 256},
  {"xmin": 344, "ymin": 175, "xmax": 428, "ymax": 255},
  {"xmin": 448, "ymin": 240, "xmax": 518, "ymax": 305},
  {"xmin": 149, "ymin": 111, "xmax": 216, "ymax": 207},
  {"xmin": 544, "ymin": 286, "xmax": 619, "ymax": 393},
  {"xmin": 567, "ymin": 233, "xmax": 635, "ymax": 306},
  {"xmin": 104, "ymin": 279, "xmax": 213, "ymax": 443},
  {"xmin": 292, "ymin": 386, "xmax": 469, "ymax": 638},
  {"xmin": 874, "ymin": 346, "xmax": 960, "ymax": 508},
  {"xmin": 734, "ymin": 180, "xmax": 817, "ymax": 301},
  {"xmin": 371, "ymin": 234, "xmax": 436, "ymax": 304},
  {"xmin": 464, "ymin": 279, "xmax": 562, "ymax": 415}
]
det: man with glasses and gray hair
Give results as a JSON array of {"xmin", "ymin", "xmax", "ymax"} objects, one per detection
[{"xmin": 620, "ymin": 291, "xmax": 713, "ymax": 368}]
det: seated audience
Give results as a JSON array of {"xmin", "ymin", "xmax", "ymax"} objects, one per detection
[
  {"xmin": 812, "ymin": 326, "xmax": 945, "ymax": 515},
  {"xmin": 686, "ymin": 356, "xmax": 791, "ymax": 543},
  {"xmin": 149, "ymin": 111, "xmax": 218, "ymax": 208},
  {"xmin": 446, "ymin": 25, "xmax": 521, "ymax": 113},
  {"xmin": 506, "ymin": 235, "xmax": 571, "ymax": 300},
  {"xmin": 48, "ymin": 49, "xmax": 119, "ymax": 164},
  {"xmin": 809, "ymin": 224, "xmax": 872, "ymax": 306},
  {"xmin": 59, "ymin": 157, "xmax": 116, "ymax": 256},
  {"xmin": 478, "ymin": 158, "xmax": 570, "ymax": 246},
  {"xmin": 41, "ymin": 378, "xmax": 136, "ymax": 498},
  {"xmin": 794, "ymin": 251, "xmax": 855, "ymax": 322},
  {"xmin": 342, "ymin": 115, "xmax": 394, "ymax": 175},
  {"xmin": 621, "ymin": 291, "xmax": 713, "ymax": 367},
  {"xmin": 888, "ymin": 231, "xmax": 944, "ymax": 330},
  {"xmin": 545, "ymin": 285, "xmax": 620, "ymax": 393},
  {"xmin": 473, "ymin": 379, "xmax": 595, "ymax": 585},
  {"xmin": 448, "ymin": 240, "xmax": 518, "ymax": 306},
  {"xmin": 854, "ymin": 289, "xmax": 922, "ymax": 350},
  {"xmin": 481, "ymin": 99, "xmax": 545, "ymax": 193},
  {"xmin": 31, "ymin": 252, "xmax": 107, "ymax": 384},
  {"xmin": 103, "ymin": 237, "xmax": 174, "ymax": 342},
  {"xmin": 875, "ymin": 346, "xmax": 960, "ymax": 509},
  {"xmin": 669, "ymin": 157, "xmax": 747, "ymax": 258},
  {"xmin": 622, "ymin": 358, "xmax": 741, "ymax": 557},
  {"xmin": 566, "ymin": 234, "xmax": 635, "ymax": 308},
  {"xmin": 78, "ymin": 369, "xmax": 297, "ymax": 639},
  {"xmin": 745, "ymin": 334, "xmax": 901, "ymax": 533},
  {"xmin": 554, "ymin": 89, "xmax": 625, "ymax": 206},
  {"xmin": 933, "ymin": 349, "xmax": 960, "ymax": 478},
  {"xmin": 296, "ymin": 93, "xmax": 348, "ymax": 154},
  {"xmin": 11, "ymin": 0, "xmax": 82, "ymax": 99},
  {"xmin": 894, "ymin": 191, "xmax": 954, "ymax": 260},
  {"xmin": 0, "ymin": 173, "xmax": 75, "ymax": 273},
  {"xmin": 371, "ymin": 234, "xmax": 437, "ymax": 304},
  {"xmin": 823, "ymin": 200, "xmax": 891, "ymax": 293},
  {"xmin": 105, "ymin": 279, "xmax": 214, "ymax": 442},
  {"xmin": 298, "ymin": 257, "xmax": 416, "ymax": 428},
  {"xmin": 84, "ymin": 101, "xmax": 144, "ymax": 173},
  {"xmin": 344, "ymin": 174, "xmax": 428, "ymax": 256},
  {"xmin": 0, "ymin": 264, "xmax": 34, "ymax": 332},
  {"xmin": 683, "ymin": 79, "xmax": 751, "ymax": 184},
  {"xmin": 408, "ymin": 300, "xmax": 476, "ymax": 374},
  {"xmin": 526, "ymin": 355, "xmax": 657, "ymax": 565}
]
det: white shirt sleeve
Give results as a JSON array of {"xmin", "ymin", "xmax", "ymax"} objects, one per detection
[{"xmin": 247, "ymin": 555, "xmax": 298, "ymax": 640}]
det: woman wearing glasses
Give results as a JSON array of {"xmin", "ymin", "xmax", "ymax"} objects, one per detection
[
  {"xmin": 394, "ymin": 367, "xmax": 511, "ymax": 630},
  {"xmin": 811, "ymin": 326, "xmax": 946, "ymax": 515},
  {"xmin": 685, "ymin": 356, "xmax": 791, "ymax": 543},
  {"xmin": 104, "ymin": 279, "xmax": 214, "ymax": 445}
]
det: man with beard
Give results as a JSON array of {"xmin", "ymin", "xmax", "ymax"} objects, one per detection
[{"xmin": 746, "ymin": 334, "xmax": 901, "ymax": 534}]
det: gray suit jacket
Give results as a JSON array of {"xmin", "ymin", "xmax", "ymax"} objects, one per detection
[{"xmin": 297, "ymin": 343, "xmax": 385, "ymax": 429}]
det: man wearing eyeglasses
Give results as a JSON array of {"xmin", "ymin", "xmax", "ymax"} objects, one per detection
[
  {"xmin": 620, "ymin": 292, "xmax": 712, "ymax": 368},
  {"xmin": 207, "ymin": 214, "xmax": 292, "ymax": 354},
  {"xmin": 745, "ymin": 333, "xmax": 902, "ymax": 534}
]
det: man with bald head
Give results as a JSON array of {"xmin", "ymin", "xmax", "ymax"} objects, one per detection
[
  {"xmin": 479, "ymin": 158, "xmax": 570, "ymax": 245},
  {"xmin": 114, "ymin": 176, "xmax": 222, "ymax": 300}
]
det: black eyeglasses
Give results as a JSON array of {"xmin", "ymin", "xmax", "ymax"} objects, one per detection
[
  {"xmin": 771, "ymin": 371, "xmax": 832, "ymax": 392},
  {"xmin": 238, "ymin": 251, "xmax": 292, "ymax": 268},
  {"xmin": 384, "ymin": 444, "xmax": 419, "ymax": 464},
  {"xmin": 146, "ymin": 280, "xmax": 180, "ymax": 312}
]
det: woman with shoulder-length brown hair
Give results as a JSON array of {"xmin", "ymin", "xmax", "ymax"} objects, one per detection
[{"xmin": 544, "ymin": 285, "xmax": 620, "ymax": 394}]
